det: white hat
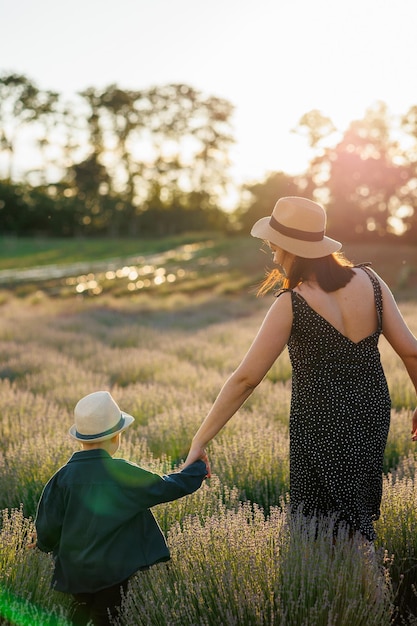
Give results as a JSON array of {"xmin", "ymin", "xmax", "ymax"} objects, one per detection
[
  {"xmin": 251, "ymin": 196, "xmax": 341, "ymax": 259},
  {"xmin": 69, "ymin": 391, "xmax": 135, "ymax": 442}
]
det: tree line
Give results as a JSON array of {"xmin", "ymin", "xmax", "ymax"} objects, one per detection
[{"xmin": 1, "ymin": 73, "xmax": 417, "ymax": 242}]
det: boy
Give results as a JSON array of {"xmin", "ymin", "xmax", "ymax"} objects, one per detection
[{"xmin": 35, "ymin": 390, "xmax": 208, "ymax": 626}]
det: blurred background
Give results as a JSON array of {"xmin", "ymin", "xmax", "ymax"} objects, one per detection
[{"xmin": 1, "ymin": 0, "xmax": 417, "ymax": 244}]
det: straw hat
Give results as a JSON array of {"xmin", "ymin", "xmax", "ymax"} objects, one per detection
[
  {"xmin": 250, "ymin": 196, "xmax": 341, "ymax": 259},
  {"xmin": 69, "ymin": 391, "xmax": 135, "ymax": 442}
]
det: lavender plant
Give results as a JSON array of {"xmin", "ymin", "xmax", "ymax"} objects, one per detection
[{"xmin": 0, "ymin": 287, "xmax": 416, "ymax": 623}]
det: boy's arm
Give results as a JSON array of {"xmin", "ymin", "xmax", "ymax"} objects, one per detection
[
  {"xmin": 133, "ymin": 459, "xmax": 207, "ymax": 509},
  {"xmin": 35, "ymin": 479, "xmax": 64, "ymax": 553}
]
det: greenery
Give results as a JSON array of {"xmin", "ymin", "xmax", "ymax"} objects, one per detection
[
  {"xmin": 1, "ymin": 73, "xmax": 417, "ymax": 240},
  {"xmin": 0, "ymin": 233, "xmax": 211, "ymax": 270},
  {"xmin": 0, "ymin": 235, "xmax": 416, "ymax": 300},
  {"xmin": 0, "ymin": 238, "xmax": 417, "ymax": 624}
]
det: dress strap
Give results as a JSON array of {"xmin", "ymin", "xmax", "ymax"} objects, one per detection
[
  {"xmin": 357, "ymin": 264, "xmax": 383, "ymax": 331},
  {"xmin": 275, "ymin": 288, "xmax": 292, "ymax": 299}
]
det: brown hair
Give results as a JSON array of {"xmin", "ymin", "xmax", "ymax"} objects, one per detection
[{"xmin": 257, "ymin": 251, "xmax": 355, "ymax": 295}]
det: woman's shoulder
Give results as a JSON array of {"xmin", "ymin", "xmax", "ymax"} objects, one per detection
[
  {"xmin": 352, "ymin": 263, "xmax": 385, "ymax": 282},
  {"xmin": 269, "ymin": 289, "xmax": 295, "ymax": 316},
  {"xmin": 274, "ymin": 289, "xmax": 297, "ymax": 309},
  {"xmin": 351, "ymin": 265, "xmax": 390, "ymax": 295},
  {"xmin": 275, "ymin": 287, "xmax": 293, "ymax": 298}
]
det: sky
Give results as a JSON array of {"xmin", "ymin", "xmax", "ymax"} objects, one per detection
[{"xmin": 2, "ymin": 0, "xmax": 417, "ymax": 188}]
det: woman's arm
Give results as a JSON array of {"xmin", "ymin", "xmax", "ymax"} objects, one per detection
[
  {"xmin": 379, "ymin": 277, "xmax": 417, "ymax": 438},
  {"xmin": 184, "ymin": 292, "xmax": 293, "ymax": 467}
]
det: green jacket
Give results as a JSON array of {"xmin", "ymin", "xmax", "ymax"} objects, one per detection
[{"xmin": 35, "ymin": 449, "xmax": 206, "ymax": 593}]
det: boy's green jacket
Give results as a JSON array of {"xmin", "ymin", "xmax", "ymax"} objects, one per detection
[{"xmin": 35, "ymin": 450, "xmax": 206, "ymax": 593}]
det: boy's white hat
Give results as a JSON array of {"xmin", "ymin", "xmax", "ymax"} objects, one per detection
[{"xmin": 69, "ymin": 391, "xmax": 135, "ymax": 442}]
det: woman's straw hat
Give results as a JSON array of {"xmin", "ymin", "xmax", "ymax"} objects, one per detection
[
  {"xmin": 251, "ymin": 196, "xmax": 341, "ymax": 259},
  {"xmin": 69, "ymin": 391, "xmax": 135, "ymax": 442}
]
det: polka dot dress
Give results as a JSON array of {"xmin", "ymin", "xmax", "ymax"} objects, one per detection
[{"xmin": 279, "ymin": 266, "xmax": 391, "ymax": 541}]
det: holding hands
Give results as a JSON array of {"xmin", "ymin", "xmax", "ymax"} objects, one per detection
[
  {"xmin": 185, "ymin": 440, "xmax": 211, "ymax": 478},
  {"xmin": 411, "ymin": 408, "xmax": 417, "ymax": 441}
]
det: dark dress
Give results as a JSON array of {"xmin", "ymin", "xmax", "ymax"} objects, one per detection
[{"xmin": 279, "ymin": 266, "xmax": 391, "ymax": 541}]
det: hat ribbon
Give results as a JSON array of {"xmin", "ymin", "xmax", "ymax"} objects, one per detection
[
  {"xmin": 269, "ymin": 215, "xmax": 324, "ymax": 242},
  {"xmin": 75, "ymin": 414, "xmax": 125, "ymax": 440}
]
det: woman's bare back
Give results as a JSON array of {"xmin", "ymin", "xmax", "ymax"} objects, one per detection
[{"xmin": 294, "ymin": 267, "xmax": 378, "ymax": 344}]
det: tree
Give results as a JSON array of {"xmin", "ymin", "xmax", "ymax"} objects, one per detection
[
  {"xmin": 294, "ymin": 103, "xmax": 414, "ymax": 241},
  {"xmin": 28, "ymin": 90, "xmax": 60, "ymax": 185},
  {"xmin": 399, "ymin": 105, "xmax": 417, "ymax": 240},
  {"xmin": 66, "ymin": 152, "xmax": 115, "ymax": 234},
  {"xmin": 0, "ymin": 73, "xmax": 58, "ymax": 180},
  {"xmin": 237, "ymin": 171, "xmax": 301, "ymax": 234},
  {"xmin": 294, "ymin": 109, "xmax": 336, "ymax": 149},
  {"xmin": 325, "ymin": 103, "xmax": 413, "ymax": 240},
  {"xmin": 76, "ymin": 83, "xmax": 235, "ymax": 235},
  {"xmin": 132, "ymin": 84, "xmax": 234, "ymax": 209}
]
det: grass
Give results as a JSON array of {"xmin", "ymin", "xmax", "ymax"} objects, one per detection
[
  {"xmin": 0, "ymin": 234, "xmax": 416, "ymax": 300},
  {"xmin": 0, "ymin": 233, "xmax": 213, "ymax": 270},
  {"xmin": 0, "ymin": 236, "xmax": 417, "ymax": 624}
]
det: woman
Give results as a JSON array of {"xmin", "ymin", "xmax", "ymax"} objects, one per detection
[{"xmin": 185, "ymin": 196, "xmax": 417, "ymax": 541}]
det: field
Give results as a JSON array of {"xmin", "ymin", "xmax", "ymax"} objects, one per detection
[{"xmin": 0, "ymin": 236, "xmax": 417, "ymax": 625}]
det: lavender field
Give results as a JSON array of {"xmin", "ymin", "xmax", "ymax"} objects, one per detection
[{"xmin": 1, "ymin": 239, "xmax": 417, "ymax": 625}]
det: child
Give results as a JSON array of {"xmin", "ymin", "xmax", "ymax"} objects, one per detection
[{"xmin": 35, "ymin": 390, "xmax": 208, "ymax": 626}]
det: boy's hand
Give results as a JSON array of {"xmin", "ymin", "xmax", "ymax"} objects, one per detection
[{"xmin": 26, "ymin": 531, "xmax": 37, "ymax": 549}]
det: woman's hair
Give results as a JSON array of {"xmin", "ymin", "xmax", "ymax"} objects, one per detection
[{"xmin": 257, "ymin": 251, "xmax": 355, "ymax": 295}]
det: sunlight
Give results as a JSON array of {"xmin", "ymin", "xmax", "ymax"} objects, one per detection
[
  {"xmin": 52, "ymin": 242, "xmax": 219, "ymax": 296},
  {"xmin": 227, "ymin": 1, "xmax": 417, "ymax": 181}
]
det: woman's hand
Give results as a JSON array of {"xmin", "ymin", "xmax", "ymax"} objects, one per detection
[
  {"xmin": 184, "ymin": 441, "xmax": 211, "ymax": 477},
  {"xmin": 411, "ymin": 407, "xmax": 417, "ymax": 441}
]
